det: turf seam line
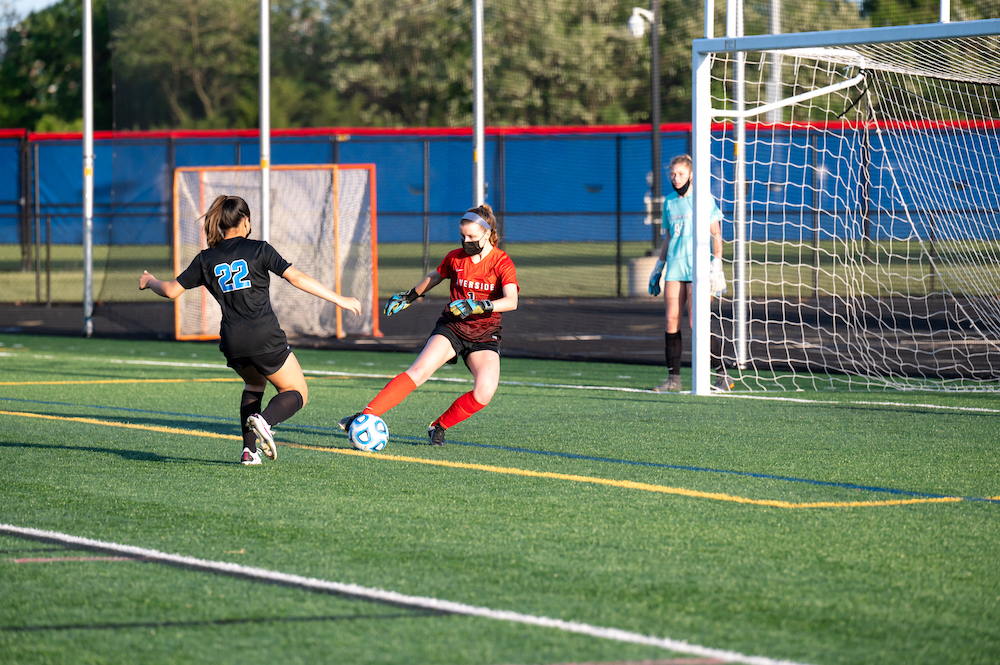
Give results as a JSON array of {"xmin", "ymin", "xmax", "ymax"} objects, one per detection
[
  {"xmin": 0, "ymin": 523, "xmax": 815, "ymax": 665},
  {"xmin": 0, "ymin": 409, "xmax": 977, "ymax": 508}
]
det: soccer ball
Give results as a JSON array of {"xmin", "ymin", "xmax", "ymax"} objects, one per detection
[{"xmin": 348, "ymin": 414, "xmax": 388, "ymax": 452}]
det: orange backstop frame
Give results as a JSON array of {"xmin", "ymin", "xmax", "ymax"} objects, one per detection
[{"xmin": 171, "ymin": 163, "xmax": 380, "ymax": 342}]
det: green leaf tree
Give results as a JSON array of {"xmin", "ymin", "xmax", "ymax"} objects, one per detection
[
  {"xmin": 110, "ymin": 0, "xmax": 258, "ymax": 129},
  {"xmin": 0, "ymin": 0, "xmax": 113, "ymax": 130}
]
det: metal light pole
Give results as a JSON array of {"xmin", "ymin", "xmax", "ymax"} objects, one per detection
[
  {"xmin": 260, "ymin": 0, "xmax": 271, "ymax": 241},
  {"xmin": 82, "ymin": 0, "xmax": 94, "ymax": 336},
  {"xmin": 472, "ymin": 0, "xmax": 485, "ymax": 206},
  {"xmin": 630, "ymin": 3, "xmax": 662, "ymax": 248}
]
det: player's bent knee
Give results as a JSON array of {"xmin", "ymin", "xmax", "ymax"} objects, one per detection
[
  {"xmin": 472, "ymin": 386, "xmax": 496, "ymax": 405},
  {"xmin": 405, "ymin": 367, "xmax": 433, "ymax": 387}
]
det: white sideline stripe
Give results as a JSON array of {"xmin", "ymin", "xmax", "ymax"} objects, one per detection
[
  {"xmin": 719, "ymin": 393, "xmax": 1000, "ymax": 414},
  {"xmin": 6, "ymin": 353, "xmax": 998, "ymax": 415},
  {"xmin": 0, "ymin": 524, "xmax": 810, "ymax": 665}
]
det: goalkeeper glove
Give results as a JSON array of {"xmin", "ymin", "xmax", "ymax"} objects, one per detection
[
  {"xmin": 710, "ymin": 258, "xmax": 727, "ymax": 297},
  {"xmin": 449, "ymin": 298, "xmax": 493, "ymax": 320},
  {"xmin": 648, "ymin": 259, "xmax": 665, "ymax": 296},
  {"xmin": 384, "ymin": 288, "xmax": 420, "ymax": 317}
]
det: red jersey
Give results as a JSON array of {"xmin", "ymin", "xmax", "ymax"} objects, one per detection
[{"xmin": 436, "ymin": 247, "xmax": 519, "ymax": 341}]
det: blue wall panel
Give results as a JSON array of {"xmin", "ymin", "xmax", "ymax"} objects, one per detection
[
  {"xmin": 0, "ymin": 139, "xmax": 21, "ymax": 244},
  {"xmin": 5, "ymin": 127, "xmax": 997, "ymax": 247}
]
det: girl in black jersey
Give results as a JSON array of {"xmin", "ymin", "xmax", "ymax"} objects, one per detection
[{"xmin": 140, "ymin": 195, "xmax": 362, "ymax": 465}]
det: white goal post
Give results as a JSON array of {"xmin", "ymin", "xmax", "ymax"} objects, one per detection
[
  {"xmin": 173, "ymin": 164, "xmax": 380, "ymax": 342},
  {"xmin": 692, "ymin": 17, "xmax": 1000, "ymax": 393}
]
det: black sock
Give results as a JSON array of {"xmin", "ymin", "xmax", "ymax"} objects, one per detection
[
  {"xmin": 240, "ymin": 389, "xmax": 265, "ymax": 452},
  {"xmin": 665, "ymin": 331, "xmax": 682, "ymax": 376},
  {"xmin": 260, "ymin": 390, "xmax": 304, "ymax": 428}
]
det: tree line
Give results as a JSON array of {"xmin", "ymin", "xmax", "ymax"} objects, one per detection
[{"xmin": 0, "ymin": 0, "xmax": 989, "ymax": 132}]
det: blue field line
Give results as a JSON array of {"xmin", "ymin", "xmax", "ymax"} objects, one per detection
[{"xmin": 3, "ymin": 396, "xmax": 996, "ymax": 504}]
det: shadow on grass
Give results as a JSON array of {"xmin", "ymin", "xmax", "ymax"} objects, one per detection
[
  {"xmin": 0, "ymin": 610, "xmax": 444, "ymax": 633},
  {"xmin": 0, "ymin": 440, "xmax": 232, "ymax": 466}
]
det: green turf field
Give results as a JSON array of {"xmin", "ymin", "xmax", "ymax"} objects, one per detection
[{"xmin": 1, "ymin": 333, "xmax": 998, "ymax": 664}]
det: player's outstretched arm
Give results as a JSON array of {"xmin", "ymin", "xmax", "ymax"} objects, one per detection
[
  {"xmin": 282, "ymin": 267, "xmax": 362, "ymax": 316},
  {"xmin": 385, "ymin": 271, "xmax": 443, "ymax": 317},
  {"xmin": 139, "ymin": 270, "xmax": 185, "ymax": 299}
]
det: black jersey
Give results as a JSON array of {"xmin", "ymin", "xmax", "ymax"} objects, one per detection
[{"xmin": 176, "ymin": 236, "xmax": 291, "ymax": 359}]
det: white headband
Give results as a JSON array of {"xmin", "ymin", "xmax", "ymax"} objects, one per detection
[{"xmin": 461, "ymin": 211, "xmax": 491, "ymax": 231}]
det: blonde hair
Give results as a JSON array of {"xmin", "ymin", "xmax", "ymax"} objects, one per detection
[
  {"xmin": 461, "ymin": 203, "xmax": 499, "ymax": 246},
  {"xmin": 201, "ymin": 195, "xmax": 251, "ymax": 247},
  {"xmin": 670, "ymin": 154, "xmax": 692, "ymax": 170}
]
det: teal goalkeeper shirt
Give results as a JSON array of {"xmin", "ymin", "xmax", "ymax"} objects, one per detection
[{"xmin": 661, "ymin": 190, "xmax": 723, "ymax": 282}]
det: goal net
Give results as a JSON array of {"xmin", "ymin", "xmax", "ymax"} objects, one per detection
[
  {"xmin": 173, "ymin": 165, "xmax": 379, "ymax": 341},
  {"xmin": 704, "ymin": 25, "xmax": 1000, "ymax": 391}
]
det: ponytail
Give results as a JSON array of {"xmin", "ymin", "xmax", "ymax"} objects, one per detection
[{"xmin": 201, "ymin": 195, "xmax": 251, "ymax": 247}]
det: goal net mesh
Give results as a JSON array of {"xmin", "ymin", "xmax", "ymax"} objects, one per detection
[
  {"xmin": 710, "ymin": 33, "xmax": 1000, "ymax": 391},
  {"xmin": 173, "ymin": 165, "xmax": 378, "ymax": 341}
]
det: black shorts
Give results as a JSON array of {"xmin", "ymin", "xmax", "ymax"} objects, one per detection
[
  {"xmin": 226, "ymin": 345, "xmax": 292, "ymax": 376},
  {"xmin": 430, "ymin": 324, "xmax": 501, "ymax": 366}
]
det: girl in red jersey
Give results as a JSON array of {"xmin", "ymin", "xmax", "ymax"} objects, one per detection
[{"xmin": 339, "ymin": 203, "xmax": 518, "ymax": 445}]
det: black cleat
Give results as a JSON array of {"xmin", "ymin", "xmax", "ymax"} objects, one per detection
[
  {"xmin": 338, "ymin": 412, "xmax": 362, "ymax": 432},
  {"xmin": 428, "ymin": 422, "xmax": 447, "ymax": 446}
]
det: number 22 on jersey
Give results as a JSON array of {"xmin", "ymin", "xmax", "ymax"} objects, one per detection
[{"xmin": 214, "ymin": 260, "xmax": 252, "ymax": 293}]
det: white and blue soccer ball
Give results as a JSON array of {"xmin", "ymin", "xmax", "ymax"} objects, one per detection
[{"xmin": 348, "ymin": 414, "xmax": 389, "ymax": 452}]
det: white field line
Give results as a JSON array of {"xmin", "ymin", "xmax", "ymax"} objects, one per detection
[
  {"xmin": 719, "ymin": 393, "xmax": 1000, "ymax": 414},
  {"xmin": 0, "ymin": 523, "xmax": 813, "ymax": 665},
  {"xmin": 3, "ymin": 352, "xmax": 998, "ymax": 415}
]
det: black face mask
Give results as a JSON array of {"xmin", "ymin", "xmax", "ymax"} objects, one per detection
[
  {"xmin": 672, "ymin": 179, "xmax": 691, "ymax": 197},
  {"xmin": 463, "ymin": 238, "xmax": 486, "ymax": 256}
]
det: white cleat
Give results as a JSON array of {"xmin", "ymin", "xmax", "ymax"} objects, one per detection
[
  {"xmin": 241, "ymin": 447, "xmax": 262, "ymax": 465},
  {"xmin": 246, "ymin": 414, "xmax": 277, "ymax": 460}
]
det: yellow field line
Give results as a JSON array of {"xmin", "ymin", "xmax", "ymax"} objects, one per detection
[
  {"xmin": 2, "ymin": 410, "xmax": 241, "ymax": 441},
  {"xmin": 0, "ymin": 378, "xmax": 240, "ymax": 386},
  {"xmin": 0, "ymin": 409, "xmax": 968, "ymax": 509}
]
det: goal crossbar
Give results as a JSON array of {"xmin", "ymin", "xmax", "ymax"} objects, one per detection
[{"xmin": 695, "ymin": 17, "xmax": 1000, "ymax": 55}]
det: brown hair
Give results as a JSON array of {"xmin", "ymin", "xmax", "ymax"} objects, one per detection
[
  {"xmin": 461, "ymin": 203, "xmax": 499, "ymax": 246},
  {"xmin": 201, "ymin": 195, "xmax": 251, "ymax": 247}
]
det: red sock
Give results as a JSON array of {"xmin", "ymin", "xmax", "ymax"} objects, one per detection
[
  {"xmin": 364, "ymin": 373, "xmax": 417, "ymax": 416},
  {"xmin": 436, "ymin": 391, "xmax": 487, "ymax": 429}
]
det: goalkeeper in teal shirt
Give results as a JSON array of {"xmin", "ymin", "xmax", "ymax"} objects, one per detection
[{"xmin": 647, "ymin": 154, "xmax": 733, "ymax": 392}]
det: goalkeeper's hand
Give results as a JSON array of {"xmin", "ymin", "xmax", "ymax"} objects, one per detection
[
  {"xmin": 710, "ymin": 258, "xmax": 727, "ymax": 297},
  {"xmin": 448, "ymin": 298, "xmax": 493, "ymax": 320},
  {"xmin": 648, "ymin": 259, "xmax": 665, "ymax": 296},
  {"xmin": 384, "ymin": 288, "xmax": 420, "ymax": 317}
]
